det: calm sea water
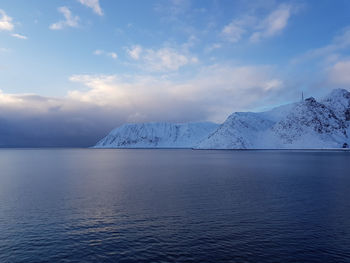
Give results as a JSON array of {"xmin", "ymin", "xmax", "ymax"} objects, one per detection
[{"xmin": 0, "ymin": 149, "xmax": 350, "ymax": 263}]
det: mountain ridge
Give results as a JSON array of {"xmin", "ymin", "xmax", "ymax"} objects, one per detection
[
  {"xmin": 94, "ymin": 88, "xmax": 350, "ymax": 149},
  {"xmin": 94, "ymin": 122, "xmax": 219, "ymax": 148}
]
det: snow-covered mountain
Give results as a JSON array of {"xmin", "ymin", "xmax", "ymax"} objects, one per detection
[
  {"xmin": 94, "ymin": 88, "xmax": 350, "ymax": 149},
  {"xmin": 94, "ymin": 122, "xmax": 219, "ymax": 148},
  {"xmin": 197, "ymin": 89, "xmax": 350, "ymax": 149}
]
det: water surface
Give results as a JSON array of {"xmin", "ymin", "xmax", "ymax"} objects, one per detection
[{"xmin": 0, "ymin": 149, "xmax": 349, "ymax": 262}]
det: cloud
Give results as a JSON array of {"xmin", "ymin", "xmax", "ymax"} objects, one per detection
[
  {"xmin": 50, "ymin": 6, "xmax": 79, "ymax": 30},
  {"xmin": 222, "ymin": 22, "xmax": 246, "ymax": 43},
  {"xmin": 221, "ymin": 3, "xmax": 297, "ymax": 43},
  {"xmin": 0, "ymin": 10, "xmax": 28, "ymax": 40},
  {"xmin": 126, "ymin": 45, "xmax": 198, "ymax": 72},
  {"xmin": 221, "ymin": 16, "xmax": 255, "ymax": 43},
  {"xmin": 0, "ymin": 9, "xmax": 14, "ymax": 31},
  {"xmin": 0, "ymin": 89, "xmax": 131, "ymax": 147},
  {"xmin": 108, "ymin": 52, "xmax": 117, "ymax": 59},
  {"xmin": 292, "ymin": 27, "xmax": 350, "ymax": 64},
  {"xmin": 93, "ymin": 49, "xmax": 103, "ymax": 55},
  {"xmin": 205, "ymin": 43, "xmax": 222, "ymax": 53},
  {"xmin": 11, "ymin": 33, "xmax": 27, "ymax": 40},
  {"xmin": 143, "ymin": 48, "xmax": 198, "ymax": 71},
  {"xmin": 68, "ymin": 64, "xmax": 283, "ymax": 121},
  {"xmin": 77, "ymin": 0, "xmax": 103, "ymax": 16},
  {"xmin": 126, "ymin": 45, "xmax": 143, "ymax": 60},
  {"xmin": 287, "ymin": 26, "xmax": 350, "ymax": 95},
  {"xmin": 328, "ymin": 60, "xmax": 350, "ymax": 85},
  {"xmin": 0, "ymin": 63, "xmax": 285, "ymax": 147},
  {"xmin": 93, "ymin": 49, "xmax": 118, "ymax": 59},
  {"xmin": 250, "ymin": 4, "xmax": 292, "ymax": 42},
  {"xmin": 182, "ymin": 35, "xmax": 198, "ymax": 50}
]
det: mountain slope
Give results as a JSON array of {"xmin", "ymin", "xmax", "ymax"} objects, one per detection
[
  {"xmin": 94, "ymin": 122, "xmax": 219, "ymax": 148},
  {"xmin": 271, "ymin": 97, "xmax": 347, "ymax": 148},
  {"xmin": 197, "ymin": 89, "xmax": 350, "ymax": 149},
  {"xmin": 197, "ymin": 112, "xmax": 275, "ymax": 149}
]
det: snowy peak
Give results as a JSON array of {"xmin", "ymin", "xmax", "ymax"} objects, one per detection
[
  {"xmin": 322, "ymin": 88, "xmax": 350, "ymax": 102},
  {"xmin": 271, "ymin": 96, "xmax": 347, "ymax": 148},
  {"xmin": 322, "ymin": 88, "xmax": 350, "ymax": 121},
  {"xmin": 94, "ymin": 122, "xmax": 219, "ymax": 148},
  {"xmin": 197, "ymin": 89, "xmax": 350, "ymax": 149}
]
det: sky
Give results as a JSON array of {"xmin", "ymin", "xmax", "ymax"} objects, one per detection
[{"xmin": 1, "ymin": 0, "xmax": 350, "ymax": 147}]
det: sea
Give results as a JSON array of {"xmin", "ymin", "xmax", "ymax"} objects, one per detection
[{"xmin": 0, "ymin": 149, "xmax": 349, "ymax": 262}]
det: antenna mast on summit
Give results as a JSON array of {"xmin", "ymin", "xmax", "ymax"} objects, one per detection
[{"xmin": 301, "ymin": 91, "xmax": 304, "ymax": 102}]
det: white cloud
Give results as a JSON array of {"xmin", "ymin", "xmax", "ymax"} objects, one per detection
[
  {"xmin": 93, "ymin": 49, "xmax": 118, "ymax": 59},
  {"xmin": 205, "ymin": 43, "xmax": 222, "ymax": 53},
  {"xmin": 68, "ymin": 64, "xmax": 283, "ymax": 121},
  {"xmin": 126, "ymin": 45, "xmax": 198, "ymax": 72},
  {"xmin": 108, "ymin": 52, "xmax": 117, "ymax": 59},
  {"xmin": 250, "ymin": 4, "xmax": 292, "ymax": 42},
  {"xmin": 77, "ymin": 0, "xmax": 103, "ymax": 16},
  {"xmin": 11, "ymin": 33, "xmax": 27, "ymax": 40},
  {"xmin": 143, "ymin": 47, "xmax": 197, "ymax": 71},
  {"xmin": 50, "ymin": 7, "xmax": 79, "ymax": 30},
  {"xmin": 182, "ymin": 35, "xmax": 198, "ymax": 50},
  {"xmin": 0, "ymin": 9, "xmax": 14, "ymax": 31},
  {"xmin": 222, "ymin": 22, "xmax": 245, "ymax": 43},
  {"xmin": 0, "ymin": 10, "xmax": 28, "ymax": 40},
  {"xmin": 292, "ymin": 28, "xmax": 350, "ymax": 64},
  {"xmin": 0, "ymin": 89, "xmax": 21, "ymax": 105},
  {"xmin": 221, "ymin": 16, "xmax": 255, "ymax": 43},
  {"xmin": 93, "ymin": 49, "xmax": 103, "ymax": 55},
  {"xmin": 126, "ymin": 45, "xmax": 143, "ymax": 60},
  {"xmin": 263, "ymin": 79, "xmax": 283, "ymax": 91},
  {"xmin": 328, "ymin": 60, "xmax": 350, "ymax": 85},
  {"xmin": 221, "ymin": 4, "xmax": 297, "ymax": 43},
  {"xmin": 287, "ymin": 27, "xmax": 350, "ymax": 93}
]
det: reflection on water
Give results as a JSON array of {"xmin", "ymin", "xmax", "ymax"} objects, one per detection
[{"xmin": 0, "ymin": 149, "xmax": 349, "ymax": 262}]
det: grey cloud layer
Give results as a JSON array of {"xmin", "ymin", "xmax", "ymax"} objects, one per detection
[{"xmin": 0, "ymin": 64, "xmax": 284, "ymax": 147}]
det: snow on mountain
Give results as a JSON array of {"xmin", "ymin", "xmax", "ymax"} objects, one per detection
[
  {"xmin": 321, "ymin": 88, "xmax": 350, "ymax": 122},
  {"xmin": 196, "ymin": 112, "xmax": 275, "ymax": 149},
  {"xmin": 271, "ymin": 97, "xmax": 347, "ymax": 148},
  {"xmin": 197, "ymin": 89, "xmax": 350, "ymax": 149},
  {"xmin": 93, "ymin": 122, "xmax": 219, "ymax": 148},
  {"xmin": 94, "ymin": 88, "xmax": 350, "ymax": 149}
]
